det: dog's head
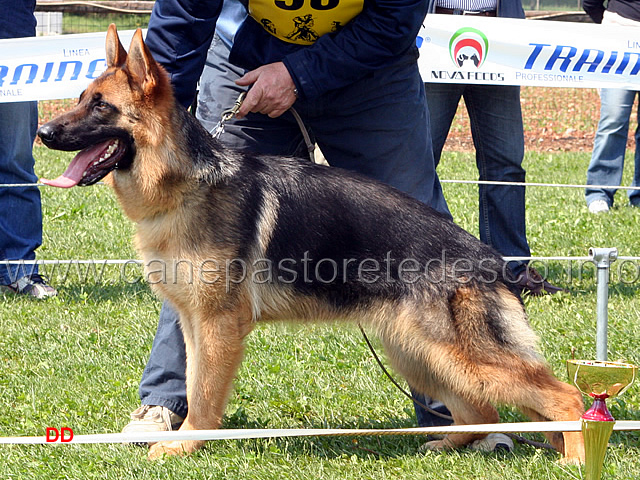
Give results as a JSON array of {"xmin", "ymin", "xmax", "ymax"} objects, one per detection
[{"xmin": 39, "ymin": 24, "xmax": 172, "ymax": 187}]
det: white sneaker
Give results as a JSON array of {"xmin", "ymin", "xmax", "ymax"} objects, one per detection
[
  {"xmin": 122, "ymin": 405, "xmax": 184, "ymax": 444},
  {"xmin": 588, "ymin": 200, "xmax": 610, "ymax": 214},
  {"xmin": 471, "ymin": 433, "xmax": 514, "ymax": 452},
  {"xmin": 1, "ymin": 274, "xmax": 57, "ymax": 299}
]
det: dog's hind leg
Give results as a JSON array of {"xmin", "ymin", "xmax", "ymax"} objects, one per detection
[
  {"xmin": 148, "ymin": 308, "xmax": 253, "ymax": 459},
  {"xmin": 502, "ymin": 365, "xmax": 585, "ymax": 464},
  {"xmin": 379, "ymin": 318, "xmax": 583, "ymax": 460},
  {"xmin": 519, "ymin": 407, "xmax": 566, "ymax": 459},
  {"xmin": 443, "ymin": 355, "xmax": 585, "ymax": 463},
  {"xmin": 441, "ymin": 284, "xmax": 585, "ymax": 463},
  {"xmin": 377, "ymin": 318, "xmax": 501, "ymax": 450},
  {"xmin": 450, "ymin": 359, "xmax": 584, "ymax": 463}
]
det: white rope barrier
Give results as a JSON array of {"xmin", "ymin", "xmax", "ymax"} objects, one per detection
[
  {"xmin": 0, "ymin": 182, "xmax": 105, "ymax": 188},
  {"xmin": 2, "ymin": 180, "xmax": 640, "ymax": 190},
  {"xmin": 1, "ymin": 421, "xmax": 639, "ymax": 445},
  {"xmin": 0, "ymin": 183, "xmax": 49, "ymax": 188},
  {"xmin": 440, "ymin": 180, "xmax": 640, "ymax": 190},
  {"xmin": 1, "ymin": 259, "xmax": 141, "ymax": 265},
  {"xmin": 34, "ymin": 1, "xmax": 153, "ymax": 15},
  {"xmin": 503, "ymin": 256, "xmax": 640, "ymax": 262},
  {"xmin": 4, "ymin": 256, "xmax": 640, "ymax": 266}
]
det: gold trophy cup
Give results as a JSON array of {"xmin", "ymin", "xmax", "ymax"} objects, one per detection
[{"xmin": 567, "ymin": 360, "xmax": 637, "ymax": 480}]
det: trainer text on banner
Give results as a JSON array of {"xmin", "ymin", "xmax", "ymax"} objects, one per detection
[
  {"xmin": 0, "ymin": 30, "xmax": 137, "ymax": 103},
  {"xmin": 417, "ymin": 15, "xmax": 640, "ymax": 89}
]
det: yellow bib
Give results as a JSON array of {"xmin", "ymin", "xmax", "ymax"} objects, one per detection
[{"xmin": 248, "ymin": 0, "xmax": 364, "ymax": 45}]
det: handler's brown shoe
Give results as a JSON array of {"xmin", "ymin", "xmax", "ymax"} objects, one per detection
[
  {"xmin": 122, "ymin": 405, "xmax": 184, "ymax": 444},
  {"xmin": 516, "ymin": 268, "xmax": 565, "ymax": 296}
]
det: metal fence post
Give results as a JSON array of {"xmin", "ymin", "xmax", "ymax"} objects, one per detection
[{"xmin": 589, "ymin": 247, "xmax": 618, "ymax": 361}]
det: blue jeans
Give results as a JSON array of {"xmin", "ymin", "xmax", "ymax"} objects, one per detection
[
  {"xmin": 410, "ymin": 83, "xmax": 530, "ymax": 425},
  {"xmin": 424, "ymin": 83, "xmax": 530, "ymax": 267},
  {"xmin": 586, "ymin": 88, "xmax": 640, "ymax": 208},
  {"xmin": 0, "ymin": 101, "xmax": 42, "ymax": 285},
  {"xmin": 139, "ymin": 35, "xmax": 451, "ymax": 423}
]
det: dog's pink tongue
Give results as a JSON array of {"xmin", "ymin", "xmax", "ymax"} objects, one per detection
[{"xmin": 41, "ymin": 140, "xmax": 113, "ymax": 188}]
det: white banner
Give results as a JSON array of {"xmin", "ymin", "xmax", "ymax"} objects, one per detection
[
  {"xmin": 417, "ymin": 15, "xmax": 640, "ymax": 89},
  {"xmin": 0, "ymin": 30, "xmax": 137, "ymax": 103},
  {"xmin": 1, "ymin": 16, "xmax": 640, "ymax": 103}
]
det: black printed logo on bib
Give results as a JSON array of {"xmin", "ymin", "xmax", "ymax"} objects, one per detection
[{"xmin": 249, "ymin": 0, "xmax": 363, "ymax": 45}]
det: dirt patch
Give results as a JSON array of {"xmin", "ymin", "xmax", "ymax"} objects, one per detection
[{"xmin": 443, "ymin": 86, "xmax": 637, "ymax": 153}]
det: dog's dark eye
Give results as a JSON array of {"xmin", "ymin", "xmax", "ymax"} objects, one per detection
[{"xmin": 93, "ymin": 101, "xmax": 111, "ymax": 112}]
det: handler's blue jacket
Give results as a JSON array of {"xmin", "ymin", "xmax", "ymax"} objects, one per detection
[
  {"xmin": 0, "ymin": 0, "xmax": 36, "ymax": 39},
  {"xmin": 145, "ymin": 0, "xmax": 429, "ymax": 108}
]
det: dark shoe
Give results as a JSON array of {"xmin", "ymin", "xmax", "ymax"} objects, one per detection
[
  {"xmin": 515, "ymin": 267, "xmax": 565, "ymax": 296},
  {"xmin": 1, "ymin": 273, "xmax": 57, "ymax": 299}
]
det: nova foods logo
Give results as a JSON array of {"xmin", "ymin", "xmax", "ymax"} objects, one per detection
[
  {"xmin": 427, "ymin": 25, "xmax": 503, "ymax": 81},
  {"xmin": 449, "ymin": 27, "xmax": 489, "ymax": 68}
]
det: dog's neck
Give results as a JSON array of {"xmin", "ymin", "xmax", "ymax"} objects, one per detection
[
  {"xmin": 173, "ymin": 106, "xmax": 242, "ymax": 184},
  {"xmin": 106, "ymin": 104, "xmax": 238, "ymax": 222}
]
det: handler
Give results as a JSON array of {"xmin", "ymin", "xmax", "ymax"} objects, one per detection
[
  {"xmin": 422, "ymin": 0, "xmax": 562, "ymax": 297},
  {"xmin": 123, "ymin": 0, "xmax": 455, "ymax": 442}
]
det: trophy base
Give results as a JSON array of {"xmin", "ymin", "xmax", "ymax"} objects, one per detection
[{"xmin": 582, "ymin": 418, "xmax": 614, "ymax": 480}]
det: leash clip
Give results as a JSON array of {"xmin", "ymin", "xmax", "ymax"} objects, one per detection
[{"xmin": 212, "ymin": 91, "xmax": 247, "ymax": 139}]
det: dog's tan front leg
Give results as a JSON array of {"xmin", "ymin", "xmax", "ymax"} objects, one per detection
[{"xmin": 148, "ymin": 312, "xmax": 250, "ymax": 460}]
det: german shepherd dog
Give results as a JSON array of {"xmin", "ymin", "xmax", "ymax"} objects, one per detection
[{"xmin": 38, "ymin": 25, "xmax": 585, "ymax": 462}]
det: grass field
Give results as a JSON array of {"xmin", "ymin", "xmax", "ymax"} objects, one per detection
[
  {"xmin": 62, "ymin": 13, "xmax": 151, "ymax": 34},
  {"xmin": 1, "ymin": 146, "xmax": 639, "ymax": 479}
]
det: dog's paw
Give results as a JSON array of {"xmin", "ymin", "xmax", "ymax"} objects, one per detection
[
  {"xmin": 419, "ymin": 438, "xmax": 451, "ymax": 452},
  {"xmin": 558, "ymin": 454, "xmax": 585, "ymax": 466},
  {"xmin": 148, "ymin": 440, "xmax": 191, "ymax": 460},
  {"xmin": 559, "ymin": 433, "xmax": 586, "ymax": 465}
]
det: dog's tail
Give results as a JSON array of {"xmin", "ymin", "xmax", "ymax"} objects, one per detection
[
  {"xmin": 447, "ymin": 282, "xmax": 585, "ymax": 456},
  {"xmin": 377, "ymin": 281, "xmax": 543, "ymax": 399},
  {"xmin": 448, "ymin": 283, "xmax": 540, "ymax": 361},
  {"xmin": 442, "ymin": 282, "xmax": 574, "ymax": 405}
]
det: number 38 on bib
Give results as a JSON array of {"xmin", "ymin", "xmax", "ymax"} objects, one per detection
[{"xmin": 249, "ymin": 0, "xmax": 364, "ymax": 45}]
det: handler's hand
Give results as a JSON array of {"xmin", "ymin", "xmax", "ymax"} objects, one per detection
[{"xmin": 235, "ymin": 62, "xmax": 297, "ymax": 119}]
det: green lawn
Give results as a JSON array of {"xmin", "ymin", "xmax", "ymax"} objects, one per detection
[
  {"xmin": 62, "ymin": 14, "xmax": 151, "ymax": 34},
  {"xmin": 1, "ymin": 146, "xmax": 638, "ymax": 479}
]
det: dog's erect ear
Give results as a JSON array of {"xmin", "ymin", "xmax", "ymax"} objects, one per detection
[
  {"xmin": 105, "ymin": 23, "xmax": 127, "ymax": 68},
  {"xmin": 126, "ymin": 28, "xmax": 161, "ymax": 94}
]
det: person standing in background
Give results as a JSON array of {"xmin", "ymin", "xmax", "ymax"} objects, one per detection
[
  {"xmin": 423, "ymin": 0, "xmax": 563, "ymax": 296},
  {"xmin": 0, "ymin": 0, "xmax": 57, "ymax": 299},
  {"xmin": 582, "ymin": 0, "xmax": 640, "ymax": 213}
]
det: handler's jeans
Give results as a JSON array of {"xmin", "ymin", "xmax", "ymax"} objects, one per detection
[
  {"xmin": 424, "ymin": 82, "xmax": 531, "ymax": 269},
  {"xmin": 585, "ymin": 88, "xmax": 640, "ymax": 208},
  {"xmin": 0, "ymin": 101, "xmax": 42, "ymax": 285},
  {"xmin": 138, "ymin": 35, "xmax": 452, "ymax": 423}
]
